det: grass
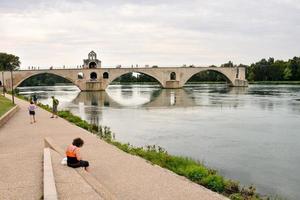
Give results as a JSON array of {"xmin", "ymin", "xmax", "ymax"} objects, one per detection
[
  {"xmin": 14, "ymin": 93, "xmax": 279, "ymax": 200},
  {"xmin": 0, "ymin": 95, "xmax": 14, "ymax": 117}
]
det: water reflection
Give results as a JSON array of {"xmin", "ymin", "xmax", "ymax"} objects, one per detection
[{"xmin": 72, "ymin": 88, "xmax": 198, "ymax": 108}]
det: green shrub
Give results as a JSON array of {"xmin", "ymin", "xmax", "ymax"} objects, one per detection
[
  {"xmin": 186, "ymin": 165, "xmax": 209, "ymax": 182},
  {"xmin": 225, "ymin": 180, "xmax": 240, "ymax": 195},
  {"xmin": 229, "ymin": 193, "xmax": 244, "ymax": 200},
  {"xmin": 201, "ymin": 174, "xmax": 225, "ymax": 192}
]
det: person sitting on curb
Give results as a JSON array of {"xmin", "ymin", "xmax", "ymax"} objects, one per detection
[
  {"xmin": 28, "ymin": 100, "xmax": 37, "ymax": 124},
  {"xmin": 51, "ymin": 96, "xmax": 59, "ymax": 118},
  {"xmin": 66, "ymin": 138, "xmax": 90, "ymax": 172}
]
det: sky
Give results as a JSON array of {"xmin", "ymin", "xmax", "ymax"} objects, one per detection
[{"xmin": 0, "ymin": 0, "xmax": 300, "ymax": 69}]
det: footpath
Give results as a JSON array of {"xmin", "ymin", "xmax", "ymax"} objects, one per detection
[{"xmin": 0, "ymin": 96, "xmax": 227, "ymax": 200}]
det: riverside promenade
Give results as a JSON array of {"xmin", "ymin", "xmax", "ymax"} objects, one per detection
[{"xmin": 0, "ymin": 96, "xmax": 227, "ymax": 200}]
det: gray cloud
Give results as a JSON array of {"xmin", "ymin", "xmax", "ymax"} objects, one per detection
[{"xmin": 0, "ymin": 0, "xmax": 299, "ymax": 68}]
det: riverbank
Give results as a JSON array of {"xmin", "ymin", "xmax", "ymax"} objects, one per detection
[
  {"xmin": 0, "ymin": 95, "xmax": 14, "ymax": 117},
  {"xmin": 249, "ymin": 81, "xmax": 300, "ymax": 85},
  {"xmin": 0, "ymin": 94, "xmax": 228, "ymax": 200},
  {"xmin": 14, "ymin": 93, "xmax": 266, "ymax": 200},
  {"xmin": 111, "ymin": 81, "xmax": 300, "ymax": 85}
]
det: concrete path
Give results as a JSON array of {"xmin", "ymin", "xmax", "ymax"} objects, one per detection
[{"xmin": 0, "ymin": 96, "xmax": 228, "ymax": 200}]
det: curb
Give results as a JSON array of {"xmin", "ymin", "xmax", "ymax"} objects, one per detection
[
  {"xmin": 0, "ymin": 105, "xmax": 19, "ymax": 128},
  {"xmin": 44, "ymin": 148, "xmax": 58, "ymax": 200}
]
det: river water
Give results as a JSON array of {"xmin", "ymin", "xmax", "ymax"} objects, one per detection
[{"xmin": 18, "ymin": 84, "xmax": 300, "ymax": 199}]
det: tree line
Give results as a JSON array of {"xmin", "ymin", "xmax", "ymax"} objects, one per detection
[{"xmin": 246, "ymin": 57, "xmax": 300, "ymax": 81}]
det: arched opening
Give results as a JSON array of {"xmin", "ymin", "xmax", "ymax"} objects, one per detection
[
  {"xmin": 89, "ymin": 62, "xmax": 97, "ymax": 69},
  {"xmin": 185, "ymin": 70, "xmax": 229, "ymax": 86},
  {"xmin": 15, "ymin": 73, "xmax": 79, "ymax": 101},
  {"xmin": 111, "ymin": 72, "xmax": 162, "ymax": 86},
  {"xmin": 18, "ymin": 73, "xmax": 74, "ymax": 87},
  {"xmin": 0, "ymin": 80, "xmax": 2, "ymax": 86},
  {"xmin": 78, "ymin": 72, "xmax": 84, "ymax": 79},
  {"xmin": 170, "ymin": 72, "xmax": 176, "ymax": 80},
  {"xmin": 90, "ymin": 72, "xmax": 97, "ymax": 80},
  {"xmin": 103, "ymin": 72, "xmax": 109, "ymax": 79}
]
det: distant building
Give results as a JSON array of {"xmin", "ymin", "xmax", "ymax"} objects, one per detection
[{"xmin": 83, "ymin": 51, "xmax": 101, "ymax": 69}]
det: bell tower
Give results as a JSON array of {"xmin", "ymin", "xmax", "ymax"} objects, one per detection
[{"xmin": 83, "ymin": 51, "xmax": 101, "ymax": 68}]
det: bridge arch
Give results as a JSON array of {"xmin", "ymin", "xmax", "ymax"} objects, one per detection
[
  {"xmin": 106, "ymin": 71, "xmax": 164, "ymax": 88},
  {"xmin": 14, "ymin": 72, "xmax": 79, "ymax": 89},
  {"xmin": 182, "ymin": 68, "xmax": 234, "ymax": 86}
]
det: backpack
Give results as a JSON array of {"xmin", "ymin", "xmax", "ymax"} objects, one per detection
[{"xmin": 54, "ymin": 99, "xmax": 59, "ymax": 105}]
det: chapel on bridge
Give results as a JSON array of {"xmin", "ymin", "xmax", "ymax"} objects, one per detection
[{"xmin": 83, "ymin": 51, "xmax": 101, "ymax": 68}]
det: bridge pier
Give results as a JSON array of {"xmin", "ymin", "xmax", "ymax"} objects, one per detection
[
  {"xmin": 231, "ymin": 79, "xmax": 249, "ymax": 87},
  {"xmin": 163, "ymin": 81, "xmax": 182, "ymax": 89},
  {"xmin": 80, "ymin": 81, "xmax": 105, "ymax": 91}
]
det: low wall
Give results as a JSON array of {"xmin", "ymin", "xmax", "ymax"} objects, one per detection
[{"xmin": 0, "ymin": 105, "xmax": 19, "ymax": 128}]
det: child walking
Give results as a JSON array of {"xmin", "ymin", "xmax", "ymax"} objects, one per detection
[{"xmin": 28, "ymin": 101, "xmax": 37, "ymax": 124}]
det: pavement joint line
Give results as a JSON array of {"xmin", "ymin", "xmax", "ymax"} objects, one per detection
[{"xmin": 44, "ymin": 147, "xmax": 58, "ymax": 200}]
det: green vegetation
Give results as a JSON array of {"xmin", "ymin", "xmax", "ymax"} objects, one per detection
[
  {"xmin": 0, "ymin": 52, "xmax": 20, "ymax": 71},
  {"xmin": 247, "ymin": 57, "xmax": 300, "ymax": 82},
  {"xmin": 249, "ymin": 81, "xmax": 300, "ymax": 85},
  {"xmin": 19, "ymin": 73, "xmax": 72, "ymax": 87},
  {"xmin": 0, "ymin": 95, "xmax": 14, "ymax": 117}
]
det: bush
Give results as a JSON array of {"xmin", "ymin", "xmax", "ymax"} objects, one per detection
[
  {"xmin": 201, "ymin": 174, "xmax": 225, "ymax": 192},
  {"xmin": 186, "ymin": 165, "xmax": 209, "ymax": 182},
  {"xmin": 229, "ymin": 193, "xmax": 244, "ymax": 200},
  {"xmin": 225, "ymin": 180, "xmax": 240, "ymax": 195}
]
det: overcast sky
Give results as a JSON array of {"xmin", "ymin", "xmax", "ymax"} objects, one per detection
[{"xmin": 1, "ymin": 0, "xmax": 300, "ymax": 69}]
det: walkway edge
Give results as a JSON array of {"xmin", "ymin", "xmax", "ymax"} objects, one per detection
[
  {"xmin": 0, "ymin": 104, "xmax": 19, "ymax": 128},
  {"xmin": 44, "ymin": 137, "xmax": 117, "ymax": 200},
  {"xmin": 44, "ymin": 148, "xmax": 58, "ymax": 200}
]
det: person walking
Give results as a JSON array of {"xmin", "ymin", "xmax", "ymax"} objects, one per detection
[
  {"xmin": 51, "ymin": 96, "xmax": 59, "ymax": 118},
  {"xmin": 66, "ymin": 138, "xmax": 90, "ymax": 172},
  {"xmin": 32, "ymin": 93, "xmax": 38, "ymax": 105},
  {"xmin": 28, "ymin": 101, "xmax": 37, "ymax": 124}
]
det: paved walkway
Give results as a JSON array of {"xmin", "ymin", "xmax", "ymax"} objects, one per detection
[{"xmin": 0, "ymin": 96, "xmax": 228, "ymax": 200}]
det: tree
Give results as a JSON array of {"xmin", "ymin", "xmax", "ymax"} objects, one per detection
[
  {"xmin": 288, "ymin": 57, "xmax": 300, "ymax": 80},
  {"xmin": 221, "ymin": 61, "xmax": 234, "ymax": 68},
  {"xmin": 283, "ymin": 66, "xmax": 292, "ymax": 80},
  {"xmin": 0, "ymin": 53, "xmax": 20, "ymax": 71}
]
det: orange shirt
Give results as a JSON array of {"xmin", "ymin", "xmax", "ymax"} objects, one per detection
[{"xmin": 66, "ymin": 145, "xmax": 80, "ymax": 160}]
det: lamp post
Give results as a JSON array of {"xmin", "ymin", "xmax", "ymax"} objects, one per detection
[
  {"xmin": 1, "ymin": 71, "xmax": 4, "ymax": 96},
  {"xmin": 10, "ymin": 70, "xmax": 14, "ymax": 104}
]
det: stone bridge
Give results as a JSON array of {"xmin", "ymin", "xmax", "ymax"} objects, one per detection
[{"xmin": 0, "ymin": 66, "xmax": 248, "ymax": 91}]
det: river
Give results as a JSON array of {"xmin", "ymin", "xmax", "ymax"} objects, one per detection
[{"xmin": 18, "ymin": 84, "xmax": 300, "ymax": 200}]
